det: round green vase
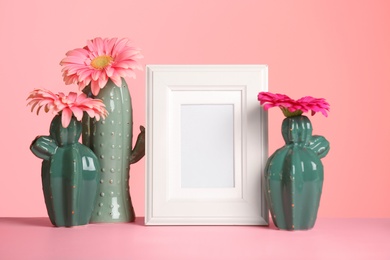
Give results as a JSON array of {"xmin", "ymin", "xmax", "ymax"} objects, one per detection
[{"xmin": 264, "ymin": 115, "xmax": 330, "ymax": 230}]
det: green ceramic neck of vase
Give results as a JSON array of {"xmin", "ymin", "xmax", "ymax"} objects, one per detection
[
  {"xmin": 49, "ymin": 115, "xmax": 81, "ymax": 146},
  {"xmin": 281, "ymin": 115, "xmax": 313, "ymax": 144}
]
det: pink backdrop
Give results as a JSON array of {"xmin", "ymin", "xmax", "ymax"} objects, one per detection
[{"xmin": 1, "ymin": 0, "xmax": 389, "ymax": 218}]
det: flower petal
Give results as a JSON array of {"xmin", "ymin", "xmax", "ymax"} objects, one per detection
[
  {"xmin": 91, "ymin": 80, "xmax": 101, "ymax": 96},
  {"xmin": 70, "ymin": 106, "xmax": 83, "ymax": 121},
  {"xmin": 111, "ymin": 75, "xmax": 122, "ymax": 87},
  {"xmin": 61, "ymin": 108, "xmax": 72, "ymax": 128}
]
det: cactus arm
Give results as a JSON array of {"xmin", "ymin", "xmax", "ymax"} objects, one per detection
[
  {"xmin": 30, "ymin": 136, "xmax": 58, "ymax": 161},
  {"xmin": 130, "ymin": 126, "xmax": 145, "ymax": 165},
  {"xmin": 307, "ymin": 135, "xmax": 330, "ymax": 159}
]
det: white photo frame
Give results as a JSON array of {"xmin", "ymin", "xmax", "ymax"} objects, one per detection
[{"xmin": 145, "ymin": 65, "xmax": 268, "ymax": 225}]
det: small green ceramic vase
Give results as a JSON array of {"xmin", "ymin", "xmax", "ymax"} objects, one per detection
[
  {"xmin": 264, "ymin": 115, "xmax": 330, "ymax": 230},
  {"xmin": 82, "ymin": 78, "xmax": 145, "ymax": 223},
  {"xmin": 30, "ymin": 115, "xmax": 100, "ymax": 227}
]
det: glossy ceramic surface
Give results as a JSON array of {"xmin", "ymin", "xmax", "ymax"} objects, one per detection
[
  {"xmin": 30, "ymin": 115, "xmax": 99, "ymax": 227},
  {"xmin": 265, "ymin": 115, "xmax": 330, "ymax": 230},
  {"xmin": 82, "ymin": 78, "xmax": 145, "ymax": 223}
]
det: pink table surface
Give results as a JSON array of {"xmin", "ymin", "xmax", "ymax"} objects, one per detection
[{"xmin": 0, "ymin": 218, "xmax": 389, "ymax": 260}]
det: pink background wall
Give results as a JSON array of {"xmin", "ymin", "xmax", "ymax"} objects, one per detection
[{"xmin": 0, "ymin": 0, "xmax": 389, "ymax": 218}]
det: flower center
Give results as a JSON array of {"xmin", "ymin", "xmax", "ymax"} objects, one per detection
[{"xmin": 91, "ymin": 55, "xmax": 113, "ymax": 70}]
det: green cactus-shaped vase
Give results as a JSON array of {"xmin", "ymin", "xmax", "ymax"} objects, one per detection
[
  {"xmin": 82, "ymin": 78, "xmax": 145, "ymax": 223},
  {"xmin": 265, "ymin": 115, "xmax": 330, "ymax": 230},
  {"xmin": 30, "ymin": 115, "xmax": 100, "ymax": 227}
]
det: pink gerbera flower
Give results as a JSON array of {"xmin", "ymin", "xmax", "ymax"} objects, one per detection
[
  {"xmin": 60, "ymin": 37, "xmax": 143, "ymax": 96},
  {"xmin": 258, "ymin": 92, "xmax": 330, "ymax": 117},
  {"xmin": 27, "ymin": 89, "xmax": 108, "ymax": 127}
]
